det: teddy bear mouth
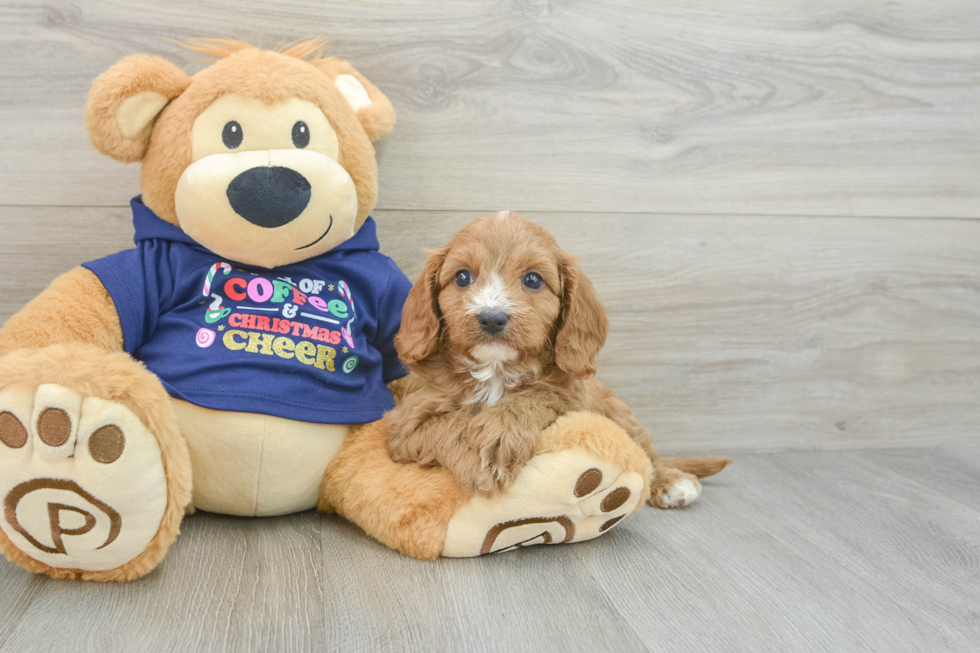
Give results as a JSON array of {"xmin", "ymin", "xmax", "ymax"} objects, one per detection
[{"xmin": 294, "ymin": 214, "xmax": 334, "ymax": 250}]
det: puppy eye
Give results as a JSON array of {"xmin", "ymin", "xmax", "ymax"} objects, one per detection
[
  {"xmin": 292, "ymin": 121, "xmax": 310, "ymax": 149},
  {"xmin": 523, "ymin": 272, "xmax": 543, "ymax": 290},
  {"xmin": 455, "ymin": 270, "xmax": 473, "ymax": 288},
  {"xmin": 222, "ymin": 121, "xmax": 243, "ymax": 149}
]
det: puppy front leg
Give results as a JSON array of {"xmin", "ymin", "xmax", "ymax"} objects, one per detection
[
  {"xmin": 387, "ymin": 398, "xmax": 467, "ymax": 465},
  {"xmin": 469, "ymin": 388, "xmax": 564, "ymax": 496}
]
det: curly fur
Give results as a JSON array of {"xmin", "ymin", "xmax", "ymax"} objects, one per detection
[{"xmin": 386, "ymin": 212, "xmax": 731, "ymax": 500}]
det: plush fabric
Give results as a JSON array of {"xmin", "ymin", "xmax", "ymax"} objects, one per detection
[
  {"xmin": 0, "ymin": 267, "xmax": 124, "ymax": 356},
  {"xmin": 322, "ymin": 412, "xmax": 653, "ymax": 559},
  {"xmin": 172, "ymin": 399, "xmax": 349, "ymax": 516},
  {"xmin": 83, "ymin": 198, "xmax": 411, "ymax": 425},
  {"xmin": 0, "ymin": 344, "xmax": 191, "ymax": 581},
  {"xmin": 0, "ymin": 41, "xmax": 698, "ymax": 582}
]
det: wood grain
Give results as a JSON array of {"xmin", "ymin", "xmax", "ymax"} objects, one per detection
[
  {"xmin": 0, "ymin": 448, "xmax": 977, "ymax": 652},
  {"xmin": 576, "ymin": 447, "xmax": 980, "ymax": 652},
  {"xmin": 0, "ymin": 0, "xmax": 978, "ymax": 216},
  {"xmin": 3, "ymin": 205, "xmax": 977, "ymax": 452},
  {"xmin": 379, "ymin": 209, "xmax": 980, "ymax": 452},
  {"xmin": 0, "ymin": 1, "xmax": 978, "ymax": 650}
]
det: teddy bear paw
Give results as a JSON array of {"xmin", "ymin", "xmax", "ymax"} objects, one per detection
[
  {"xmin": 0, "ymin": 384, "xmax": 168, "ymax": 573},
  {"xmin": 442, "ymin": 448, "xmax": 646, "ymax": 556}
]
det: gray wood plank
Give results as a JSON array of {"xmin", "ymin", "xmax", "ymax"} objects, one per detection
[
  {"xmin": 1, "ymin": 448, "xmax": 978, "ymax": 652},
  {"xmin": 0, "ymin": 513, "xmax": 647, "ymax": 652},
  {"xmin": 573, "ymin": 447, "xmax": 980, "ymax": 652},
  {"xmin": 313, "ymin": 518, "xmax": 647, "ymax": 652},
  {"xmin": 0, "ymin": 0, "xmax": 978, "ymax": 217},
  {"xmin": 3, "ymin": 205, "xmax": 978, "ymax": 451}
]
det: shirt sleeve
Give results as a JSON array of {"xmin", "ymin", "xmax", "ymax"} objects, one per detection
[
  {"xmin": 374, "ymin": 258, "xmax": 414, "ymax": 383},
  {"xmin": 81, "ymin": 242, "xmax": 175, "ymax": 354}
]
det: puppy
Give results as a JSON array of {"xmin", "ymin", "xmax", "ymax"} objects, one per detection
[{"xmin": 385, "ymin": 211, "xmax": 730, "ymax": 506}]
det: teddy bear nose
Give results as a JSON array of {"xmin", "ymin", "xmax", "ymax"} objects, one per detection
[{"xmin": 226, "ymin": 166, "xmax": 312, "ymax": 228}]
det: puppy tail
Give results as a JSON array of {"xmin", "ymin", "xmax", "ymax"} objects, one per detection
[{"xmin": 659, "ymin": 457, "xmax": 732, "ymax": 479}]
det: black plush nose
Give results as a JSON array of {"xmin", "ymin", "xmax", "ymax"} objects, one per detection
[
  {"xmin": 226, "ymin": 166, "xmax": 312, "ymax": 228},
  {"xmin": 478, "ymin": 309, "xmax": 509, "ymax": 335}
]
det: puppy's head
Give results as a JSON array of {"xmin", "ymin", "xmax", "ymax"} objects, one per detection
[{"xmin": 396, "ymin": 211, "xmax": 608, "ymax": 378}]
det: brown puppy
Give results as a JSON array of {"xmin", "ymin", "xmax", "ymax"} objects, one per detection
[{"xmin": 386, "ymin": 211, "xmax": 730, "ymax": 506}]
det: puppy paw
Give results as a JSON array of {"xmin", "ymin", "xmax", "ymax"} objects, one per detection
[
  {"xmin": 472, "ymin": 450, "xmax": 530, "ymax": 498},
  {"xmin": 649, "ymin": 470, "xmax": 702, "ymax": 509},
  {"xmin": 474, "ymin": 428, "xmax": 537, "ymax": 497}
]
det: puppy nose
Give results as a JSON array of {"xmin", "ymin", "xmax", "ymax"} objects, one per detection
[
  {"xmin": 477, "ymin": 309, "xmax": 509, "ymax": 335},
  {"xmin": 226, "ymin": 166, "xmax": 312, "ymax": 228}
]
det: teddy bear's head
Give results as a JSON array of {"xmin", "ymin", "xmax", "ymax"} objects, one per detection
[{"xmin": 86, "ymin": 40, "xmax": 395, "ymax": 269}]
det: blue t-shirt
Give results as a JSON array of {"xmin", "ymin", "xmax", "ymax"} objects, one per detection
[{"xmin": 83, "ymin": 197, "xmax": 412, "ymax": 425}]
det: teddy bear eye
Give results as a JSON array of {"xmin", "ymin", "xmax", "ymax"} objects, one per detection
[
  {"xmin": 523, "ymin": 272, "xmax": 543, "ymax": 290},
  {"xmin": 222, "ymin": 121, "xmax": 243, "ymax": 149},
  {"xmin": 292, "ymin": 121, "xmax": 310, "ymax": 149},
  {"xmin": 455, "ymin": 270, "xmax": 473, "ymax": 288}
]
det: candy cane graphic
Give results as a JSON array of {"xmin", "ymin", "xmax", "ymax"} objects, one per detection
[
  {"xmin": 337, "ymin": 280, "xmax": 357, "ymax": 350},
  {"xmin": 202, "ymin": 262, "xmax": 232, "ymax": 297}
]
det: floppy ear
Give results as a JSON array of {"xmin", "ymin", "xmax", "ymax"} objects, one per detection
[
  {"xmin": 554, "ymin": 255, "xmax": 609, "ymax": 379},
  {"xmin": 395, "ymin": 248, "xmax": 447, "ymax": 365},
  {"xmin": 313, "ymin": 57, "xmax": 396, "ymax": 142},
  {"xmin": 86, "ymin": 55, "xmax": 190, "ymax": 163}
]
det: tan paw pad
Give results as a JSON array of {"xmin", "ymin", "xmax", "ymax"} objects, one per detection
[
  {"xmin": 443, "ymin": 449, "xmax": 645, "ymax": 557},
  {"xmin": 0, "ymin": 388, "xmax": 167, "ymax": 572}
]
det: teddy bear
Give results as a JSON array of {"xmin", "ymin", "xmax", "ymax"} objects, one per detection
[{"xmin": 0, "ymin": 40, "xmax": 665, "ymax": 581}]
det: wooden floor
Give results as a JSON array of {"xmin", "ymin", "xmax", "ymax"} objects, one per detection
[
  {"xmin": 0, "ymin": 0, "xmax": 978, "ymax": 651},
  {"xmin": 0, "ymin": 448, "xmax": 977, "ymax": 652}
]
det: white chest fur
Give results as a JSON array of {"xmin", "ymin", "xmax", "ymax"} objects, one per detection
[{"xmin": 467, "ymin": 343, "xmax": 523, "ymax": 406}]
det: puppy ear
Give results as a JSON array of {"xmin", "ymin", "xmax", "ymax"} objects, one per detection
[
  {"xmin": 554, "ymin": 255, "xmax": 609, "ymax": 379},
  {"xmin": 86, "ymin": 55, "xmax": 190, "ymax": 163},
  {"xmin": 395, "ymin": 247, "xmax": 447, "ymax": 365},
  {"xmin": 313, "ymin": 57, "xmax": 396, "ymax": 142}
]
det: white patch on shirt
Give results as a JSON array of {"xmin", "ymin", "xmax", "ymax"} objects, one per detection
[
  {"xmin": 466, "ymin": 272, "xmax": 512, "ymax": 315},
  {"xmin": 467, "ymin": 343, "xmax": 521, "ymax": 406}
]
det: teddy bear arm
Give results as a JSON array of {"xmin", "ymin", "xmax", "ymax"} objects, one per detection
[
  {"xmin": 0, "ymin": 269, "xmax": 191, "ymax": 581},
  {"xmin": 322, "ymin": 411, "xmax": 654, "ymax": 559},
  {"xmin": 0, "ymin": 267, "xmax": 123, "ymax": 357}
]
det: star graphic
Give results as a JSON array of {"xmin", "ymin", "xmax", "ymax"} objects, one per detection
[
  {"xmin": 328, "ymin": 284, "xmax": 335, "ymax": 291},
  {"xmin": 342, "ymin": 346, "xmax": 349, "ymax": 354},
  {"xmin": 198, "ymin": 301, "xmax": 206, "ymax": 305},
  {"xmin": 217, "ymin": 325, "xmax": 225, "ymax": 331}
]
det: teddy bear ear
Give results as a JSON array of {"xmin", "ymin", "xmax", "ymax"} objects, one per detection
[
  {"xmin": 86, "ymin": 55, "xmax": 190, "ymax": 162},
  {"xmin": 314, "ymin": 57, "xmax": 396, "ymax": 142}
]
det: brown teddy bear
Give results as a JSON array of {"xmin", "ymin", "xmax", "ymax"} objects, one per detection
[{"xmin": 0, "ymin": 41, "xmax": 668, "ymax": 581}]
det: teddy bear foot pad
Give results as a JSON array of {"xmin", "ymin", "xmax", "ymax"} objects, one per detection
[
  {"xmin": 0, "ymin": 384, "xmax": 168, "ymax": 572},
  {"xmin": 443, "ymin": 447, "xmax": 646, "ymax": 556}
]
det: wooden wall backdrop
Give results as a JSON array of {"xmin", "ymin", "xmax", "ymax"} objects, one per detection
[{"xmin": 1, "ymin": 0, "xmax": 979, "ymax": 453}]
